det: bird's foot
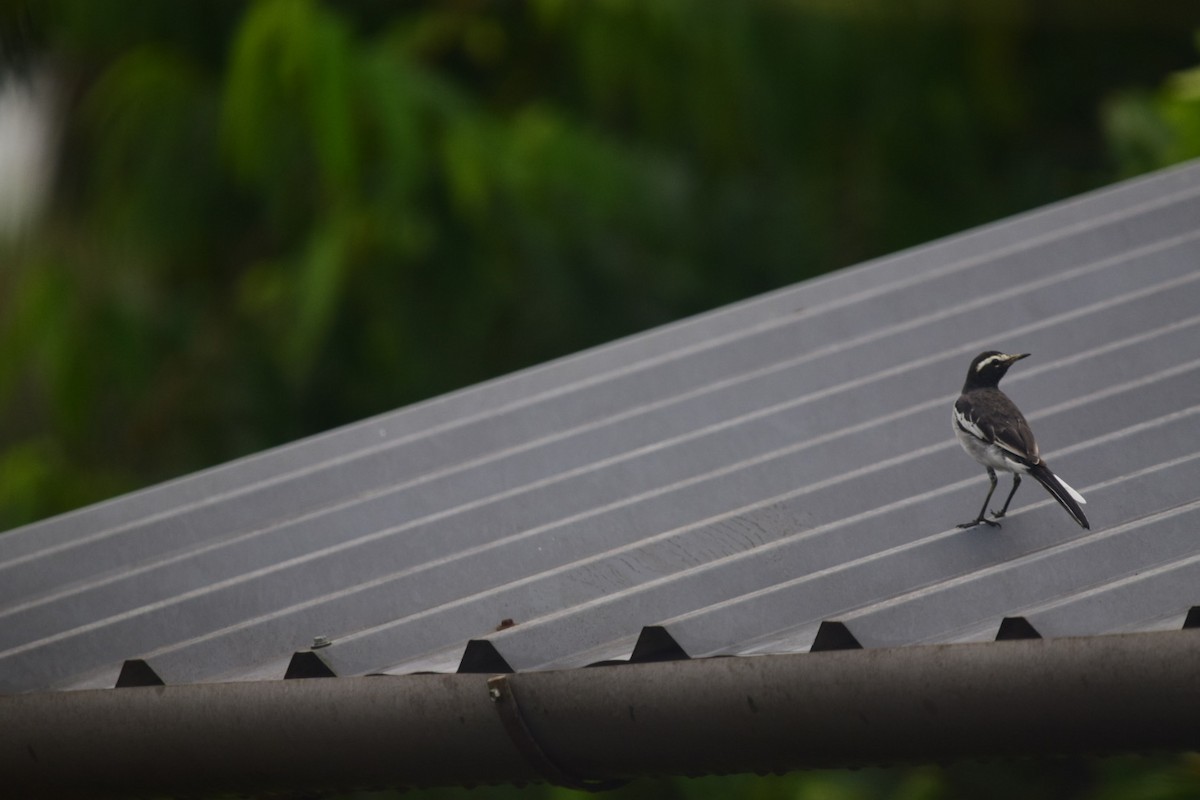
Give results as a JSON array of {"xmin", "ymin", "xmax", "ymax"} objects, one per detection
[
  {"xmin": 989, "ymin": 509, "xmax": 1007, "ymax": 520},
  {"xmin": 957, "ymin": 517, "xmax": 1001, "ymax": 529}
]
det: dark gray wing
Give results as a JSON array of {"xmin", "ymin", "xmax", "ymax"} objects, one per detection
[{"xmin": 954, "ymin": 390, "xmax": 1040, "ymax": 464}]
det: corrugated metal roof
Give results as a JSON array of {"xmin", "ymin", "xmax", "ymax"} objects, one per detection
[{"xmin": 3, "ymin": 161, "xmax": 1200, "ymax": 695}]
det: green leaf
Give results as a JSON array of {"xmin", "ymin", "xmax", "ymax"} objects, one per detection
[{"xmin": 221, "ymin": 0, "xmax": 357, "ymax": 204}]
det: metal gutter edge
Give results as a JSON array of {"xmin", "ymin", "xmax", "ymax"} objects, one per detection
[{"xmin": 3, "ymin": 630, "xmax": 1198, "ymax": 797}]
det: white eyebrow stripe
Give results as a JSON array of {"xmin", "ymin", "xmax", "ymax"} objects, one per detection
[{"xmin": 974, "ymin": 354, "xmax": 1012, "ymax": 372}]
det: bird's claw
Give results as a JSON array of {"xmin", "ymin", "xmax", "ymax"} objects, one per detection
[{"xmin": 957, "ymin": 517, "xmax": 1001, "ymax": 529}]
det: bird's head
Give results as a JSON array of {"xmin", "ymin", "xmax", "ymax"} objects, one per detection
[{"xmin": 964, "ymin": 350, "xmax": 1029, "ymax": 390}]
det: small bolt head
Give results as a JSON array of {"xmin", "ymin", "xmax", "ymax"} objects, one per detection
[{"xmin": 311, "ymin": 635, "xmax": 331, "ymax": 649}]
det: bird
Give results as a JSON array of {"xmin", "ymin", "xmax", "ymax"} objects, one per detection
[{"xmin": 952, "ymin": 351, "xmax": 1089, "ymax": 529}]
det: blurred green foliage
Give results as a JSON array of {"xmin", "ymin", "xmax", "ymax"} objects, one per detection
[
  {"xmin": 1105, "ymin": 30, "xmax": 1200, "ymax": 176},
  {"xmin": 2, "ymin": 0, "xmax": 1198, "ymax": 530},
  {"xmin": 322, "ymin": 754, "xmax": 1200, "ymax": 800}
]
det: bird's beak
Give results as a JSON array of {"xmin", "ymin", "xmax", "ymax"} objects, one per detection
[{"xmin": 1007, "ymin": 353, "xmax": 1031, "ymax": 363}]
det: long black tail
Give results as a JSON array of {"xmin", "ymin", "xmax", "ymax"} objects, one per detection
[{"xmin": 1028, "ymin": 462, "xmax": 1090, "ymax": 529}]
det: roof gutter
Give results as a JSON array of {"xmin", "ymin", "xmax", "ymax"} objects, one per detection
[{"xmin": 4, "ymin": 630, "xmax": 1199, "ymax": 797}]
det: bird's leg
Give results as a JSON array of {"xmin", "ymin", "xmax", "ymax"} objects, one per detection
[
  {"xmin": 958, "ymin": 467, "xmax": 1001, "ymax": 528},
  {"xmin": 991, "ymin": 473, "xmax": 1021, "ymax": 519}
]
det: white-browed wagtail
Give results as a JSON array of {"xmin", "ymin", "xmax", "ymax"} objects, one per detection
[{"xmin": 953, "ymin": 351, "xmax": 1089, "ymax": 529}]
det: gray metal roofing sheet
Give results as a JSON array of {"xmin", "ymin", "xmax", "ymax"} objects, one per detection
[{"xmin": 3, "ymin": 162, "xmax": 1200, "ymax": 694}]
